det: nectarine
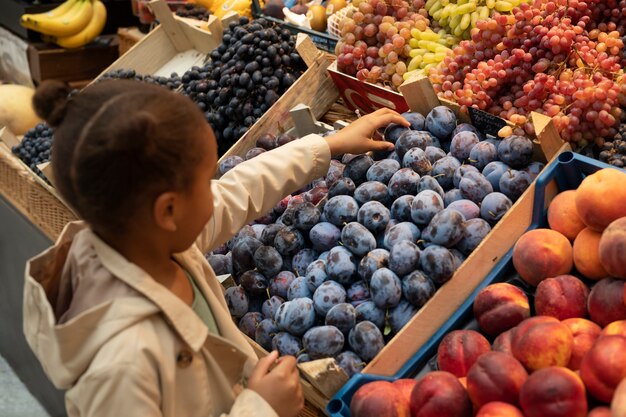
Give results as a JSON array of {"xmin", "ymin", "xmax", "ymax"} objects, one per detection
[
  {"xmin": 575, "ymin": 168, "xmax": 626, "ymax": 232},
  {"xmin": 519, "ymin": 367, "xmax": 587, "ymax": 417},
  {"xmin": 573, "ymin": 227, "xmax": 609, "ymax": 280},
  {"xmin": 548, "ymin": 190, "xmax": 586, "ymax": 240},
  {"xmin": 512, "ymin": 229, "xmax": 573, "ymax": 286}
]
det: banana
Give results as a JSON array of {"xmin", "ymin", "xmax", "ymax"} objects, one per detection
[
  {"xmin": 25, "ymin": 0, "xmax": 78, "ymax": 21},
  {"xmin": 51, "ymin": 0, "xmax": 106, "ymax": 49},
  {"xmin": 21, "ymin": 0, "xmax": 94, "ymax": 37}
]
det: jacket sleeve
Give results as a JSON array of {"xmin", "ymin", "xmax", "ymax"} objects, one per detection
[
  {"xmin": 221, "ymin": 389, "xmax": 279, "ymax": 417},
  {"xmin": 65, "ymin": 362, "xmax": 162, "ymax": 417},
  {"xmin": 196, "ymin": 134, "xmax": 331, "ymax": 253}
]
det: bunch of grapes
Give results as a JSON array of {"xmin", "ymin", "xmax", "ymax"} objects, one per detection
[
  {"xmin": 175, "ymin": 3, "xmax": 211, "ymax": 21},
  {"xmin": 429, "ymin": 0, "xmax": 626, "ymax": 147},
  {"xmin": 12, "ymin": 123, "xmax": 53, "ymax": 183},
  {"xmin": 98, "ymin": 69, "xmax": 182, "ymax": 90},
  {"xmin": 181, "ymin": 17, "xmax": 306, "ymax": 155},
  {"xmin": 335, "ymin": 0, "xmax": 434, "ymax": 90}
]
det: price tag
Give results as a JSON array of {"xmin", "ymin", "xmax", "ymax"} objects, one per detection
[{"xmin": 468, "ymin": 107, "xmax": 507, "ymax": 137}]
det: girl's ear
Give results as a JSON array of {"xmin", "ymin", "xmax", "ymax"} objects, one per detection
[{"xmin": 153, "ymin": 192, "xmax": 178, "ymax": 232}]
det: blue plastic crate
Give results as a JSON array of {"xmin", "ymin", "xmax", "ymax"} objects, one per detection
[{"xmin": 327, "ymin": 151, "xmax": 624, "ymax": 417}]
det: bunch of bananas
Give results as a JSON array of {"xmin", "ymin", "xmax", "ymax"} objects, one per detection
[{"xmin": 20, "ymin": 0, "xmax": 107, "ymax": 49}]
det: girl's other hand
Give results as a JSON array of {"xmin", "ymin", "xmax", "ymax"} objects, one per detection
[
  {"xmin": 324, "ymin": 108, "xmax": 409, "ymax": 157},
  {"xmin": 248, "ymin": 351, "xmax": 304, "ymax": 417}
]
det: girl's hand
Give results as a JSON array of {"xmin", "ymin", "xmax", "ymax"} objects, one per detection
[
  {"xmin": 248, "ymin": 351, "xmax": 304, "ymax": 417},
  {"xmin": 324, "ymin": 108, "xmax": 409, "ymax": 157}
]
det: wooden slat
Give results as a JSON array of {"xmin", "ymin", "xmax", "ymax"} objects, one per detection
[
  {"xmin": 398, "ymin": 74, "xmax": 441, "ymax": 118},
  {"xmin": 532, "ymin": 111, "xmax": 565, "ymax": 161},
  {"xmin": 148, "ymin": 0, "xmax": 193, "ymax": 52}
]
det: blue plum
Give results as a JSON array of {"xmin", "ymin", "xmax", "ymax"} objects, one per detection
[
  {"xmin": 469, "ymin": 141, "xmax": 498, "ymax": 171},
  {"xmin": 344, "ymin": 154, "xmax": 375, "ymax": 185},
  {"xmin": 497, "ymin": 135, "xmax": 534, "ymax": 168},
  {"xmin": 358, "ymin": 248, "xmax": 390, "ymax": 283},
  {"xmin": 355, "ymin": 301, "xmax": 386, "ymax": 330},
  {"xmin": 303, "ymin": 326, "xmax": 344, "ymax": 359},
  {"xmin": 318, "ymin": 251, "xmax": 330, "ymax": 262},
  {"xmin": 457, "ymin": 218, "xmax": 492, "ymax": 255},
  {"xmin": 387, "ymin": 150, "xmax": 402, "ymax": 163},
  {"xmin": 422, "ymin": 208, "xmax": 466, "ymax": 247},
  {"xmin": 326, "ymin": 159, "xmax": 346, "ymax": 186},
  {"xmin": 272, "ymin": 332, "xmax": 303, "ymax": 356},
  {"xmin": 269, "ymin": 271, "xmax": 296, "ymax": 299},
  {"xmin": 417, "ymin": 175, "xmax": 445, "ymax": 197},
  {"xmin": 245, "ymin": 147, "xmax": 266, "ymax": 160},
  {"xmin": 389, "ymin": 240, "xmax": 421, "ymax": 277},
  {"xmin": 313, "ymin": 281, "xmax": 347, "ymax": 316},
  {"xmin": 326, "ymin": 246, "xmax": 358, "ymax": 284},
  {"xmin": 274, "ymin": 226, "xmax": 305, "ymax": 256},
  {"xmin": 451, "ymin": 123, "xmax": 481, "ymax": 139},
  {"xmin": 225, "ymin": 285, "xmax": 249, "ymax": 318},
  {"xmin": 479, "ymin": 191, "xmax": 513, "ymax": 223},
  {"xmin": 431, "ymin": 156, "xmax": 462, "ymax": 190},
  {"xmin": 459, "ymin": 171, "xmax": 494, "ymax": 204},
  {"xmin": 450, "ymin": 131, "xmax": 480, "ymax": 161},
  {"xmin": 389, "ymin": 300, "xmax": 418, "ymax": 334},
  {"xmin": 287, "ymin": 276, "xmax": 313, "ymax": 300},
  {"xmin": 336, "ymin": 351, "xmax": 365, "ymax": 377},
  {"xmin": 388, "ymin": 168, "xmax": 420, "ymax": 199},
  {"xmin": 425, "ymin": 106, "xmax": 457, "ymax": 140},
  {"xmin": 453, "ymin": 165, "xmax": 480, "ymax": 188},
  {"xmin": 411, "ymin": 190, "xmax": 444, "ymax": 225},
  {"xmin": 238, "ymin": 312, "xmax": 264, "ymax": 339},
  {"xmin": 254, "ymin": 246, "xmax": 283, "ymax": 277},
  {"xmin": 390, "ymin": 195, "xmax": 414, "ymax": 222},
  {"xmin": 275, "ymin": 297, "xmax": 316, "ymax": 336},
  {"xmin": 305, "ymin": 259, "xmax": 328, "ymax": 292},
  {"xmin": 420, "ymin": 245, "xmax": 457, "ymax": 285},
  {"xmin": 349, "ymin": 321, "xmax": 385, "ymax": 361},
  {"xmin": 240, "ymin": 270, "xmax": 268, "ymax": 296},
  {"xmin": 342, "ymin": 222, "xmax": 377, "ymax": 257},
  {"xmin": 297, "ymin": 353, "xmax": 312, "ymax": 363},
  {"xmin": 231, "ymin": 236, "xmax": 262, "ymax": 278},
  {"xmin": 347, "ymin": 280, "xmax": 371, "ymax": 305},
  {"xmin": 443, "ymin": 189, "xmax": 464, "ymax": 206},
  {"xmin": 255, "ymin": 318, "xmax": 279, "ymax": 351},
  {"xmin": 218, "ymin": 155, "xmax": 244, "ymax": 176},
  {"xmin": 402, "ymin": 111, "xmax": 426, "ymax": 130},
  {"xmin": 328, "ymin": 177, "xmax": 356, "ymax": 198},
  {"xmin": 499, "ymin": 169, "xmax": 531, "ymax": 201},
  {"xmin": 402, "ymin": 270, "xmax": 436, "ymax": 308},
  {"xmin": 207, "ymin": 253, "xmax": 232, "ymax": 276},
  {"xmin": 357, "ymin": 201, "xmax": 391, "ymax": 234},
  {"xmin": 309, "ymin": 222, "xmax": 341, "ymax": 252},
  {"xmin": 342, "ymin": 153, "xmax": 359, "ymax": 164},
  {"xmin": 447, "ymin": 199, "xmax": 480, "ymax": 220},
  {"xmin": 323, "ymin": 195, "xmax": 359, "ymax": 227},
  {"xmin": 383, "ymin": 123, "xmax": 410, "ymax": 144},
  {"xmin": 403, "ymin": 147, "xmax": 433, "ymax": 176},
  {"xmin": 367, "ymin": 159, "xmax": 401, "ymax": 184},
  {"xmin": 325, "ymin": 303, "xmax": 357, "ymax": 335},
  {"xmin": 293, "ymin": 202, "xmax": 321, "ymax": 231},
  {"xmin": 482, "ymin": 161, "xmax": 510, "ymax": 192},
  {"xmin": 450, "ymin": 248, "xmax": 466, "ymax": 269},
  {"xmin": 383, "ymin": 222, "xmax": 421, "ymax": 250},
  {"xmin": 523, "ymin": 161, "xmax": 545, "ymax": 180},
  {"xmin": 354, "ymin": 181, "xmax": 389, "ymax": 205},
  {"xmin": 250, "ymin": 224, "xmax": 267, "ymax": 240},
  {"xmin": 292, "ymin": 248, "xmax": 318, "ymax": 277},
  {"xmin": 370, "ymin": 268, "xmax": 403, "ymax": 309},
  {"xmin": 260, "ymin": 223, "xmax": 286, "ymax": 246},
  {"xmin": 425, "ymin": 146, "xmax": 447, "ymax": 164},
  {"xmin": 262, "ymin": 295, "xmax": 285, "ymax": 320},
  {"xmin": 397, "ymin": 131, "xmax": 434, "ymax": 157}
]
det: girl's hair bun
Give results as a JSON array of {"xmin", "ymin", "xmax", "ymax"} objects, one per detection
[{"xmin": 33, "ymin": 80, "xmax": 72, "ymax": 127}]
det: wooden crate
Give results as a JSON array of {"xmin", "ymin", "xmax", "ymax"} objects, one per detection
[
  {"xmin": 95, "ymin": 0, "xmax": 238, "ymax": 80},
  {"xmin": 117, "ymin": 27, "xmax": 146, "ymax": 56}
]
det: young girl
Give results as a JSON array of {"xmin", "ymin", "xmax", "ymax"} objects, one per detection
[{"xmin": 23, "ymin": 79, "xmax": 408, "ymax": 417}]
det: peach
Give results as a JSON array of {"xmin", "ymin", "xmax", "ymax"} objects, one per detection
[
  {"xmin": 587, "ymin": 278, "xmax": 626, "ymax": 327},
  {"xmin": 612, "ymin": 378, "xmax": 626, "ymax": 417},
  {"xmin": 588, "ymin": 407, "xmax": 612, "ymax": 417},
  {"xmin": 466, "ymin": 351, "xmax": 528, "ymax": 408},
  {"xmin": 510, "ymin": 316, "xmax": 573, "ymax": 371},
  {"xmin": 601, "ymin": 320, "xmax": 626, "ymax": 337},
  {"xmin": 492, "ymin": 329, "xmax": 514, "ymax": 355},
  {"xmin": 350, "ymin": 381, "xmax": 411, "ymax": 417},
  {"xmin": 579, "ymin": 335, "xmax": 626, "ymax": 403},
  {"xmin": 534, "ymin": 275, "xmax": 590, "ymax": 320},
  {"xmin": 392, "ymin": 379, "xmax": 417, "ymax": 405},
  {"xmin": 573, "ymin": 227, "xmax": 609, "ymax": 280},
  {"xmin": 548, "ymin": 190, "xmax": 586, "ymax": 240},
  {"xmin": 437, "ymin": 330, "xmax": 492, "ymax": 378},
  {"xmin": 512, "ymin": 229, "xmax": 573, "ymax": 286},
  {"xmin": 476, "ymin": 402, "xmax": 525, "ymax": 417},
  {"xmin": 562, "ymin": 318, "xmax": 602, "ymax": 371},
  {"xmin": 473, "ymin": 283, "xmax": 531, "ymax": 336},
  {"xmin": 575, "ymin": 168, "xmax": 626, "ymax": 232},
  {"xmin": 519, "ymin": 366, "xmax": 587, "ymax": 417},
  {"xmin": 410, "ymin": 371, "xmax": 472, "ymax": 417},
  {"xmin": 598, "ymin": 217, "xmax": 626, "ymax": 279}
]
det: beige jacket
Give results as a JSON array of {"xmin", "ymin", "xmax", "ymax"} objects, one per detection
[{"xmin": 23, "ymin": 135, "xmax": 331, "ymax": 417}]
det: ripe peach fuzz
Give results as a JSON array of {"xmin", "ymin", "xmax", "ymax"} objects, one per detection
[
  {"xmin": 512, "ymin": 229, "xmax": 573, "ymax": 286},
  {"xmin": 587, "ymin": 278, "xmax": 626, "ymax": 327},
  {"xmin": 510, "ymin": 316, "xmax": 574, "ymax": 372},
  {"xmin": 548, "ymin": 190, "xmax": 586, "ymax": 240},
  {"xmin": 580, "ymin": 335, "xmax": 626, "ymax": 403},
  {"xmin": 409, "ymin": 371, "xmax": 472, "ymax": 417},
  {"xmin": 476, "ymin": 402, "xmax": 525, "ymax": 417},
  {"xmin": 492, "ymin": 329, "xmax": 514, "ymax": 355},
  {"xmin": 350, "ymin": 381, "xmax": 410, "ymax": 417},
  {"xmin": 519, "ymin": 366, "xmax": 588, "ymax": 417},
  {"xmin": 575, "ymin": 168, "xmax": 626, "ymax": 232},
  {"xmin": 562, "ymin": 318, "xmax": 602, "ymax": 371},
  {"xmin": 437, "ymin": 330, "xmax": 492, "ymax": 378},
  {"xmin": 392, "ymin": 379, "xmax": 417, "ymax": 405},
  {"xmin": 598, "ymin": 217, "xmax": 626, "ymax": 279},
  {"xmin": 473, "ymin": 283, "xmax": 530, "ymax": 337},
  {"xmin": 601, "ymin": 320, "xmax": 626, "ymax": 337},
  {"xmin": 534, "ymin": 275, "xmax": 590, "ymax": 320},
  {"xmin": 588, "ymin": 407, "xmax": 612, "ymax": 417},
  {"xmin": 466, "ymin": 351, "xmax": 528, "ymax": 409},
  {"xmin": 573, "ymin": 227, "xmax": 609, "ymax": 280}
]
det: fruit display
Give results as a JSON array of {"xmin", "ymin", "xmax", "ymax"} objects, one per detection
[
  {"xmin": 346, "ymin": 165, "xmax": 626, "ymax": 417},
  {"xmin": 208, "ymin": 106, "xmax": 543, "ymax": 375},
  {"xmin": 20, "ymin": 0, "xmax": 108, "ymax": 49},
  {"xmin": 11, "ymin": 124, "xmax": 54, "ymax": 183},
  {"xmin": 98, "ymin": 69, "xmax": 183, "ymax": 90},
  {"xmin": 428, "ymin": 0, "xmax": 626, "ymax": 146},
  {"xmin": 175, "ymin": 3, "xmax": 212, "ymax": 20},
  {"xmin": 180, "ymin": 17, "xmax": 307, "ymax": 156},
  {"xmin": 0, "ymin": 84, "xmax": 42, "ymax": 136}
]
